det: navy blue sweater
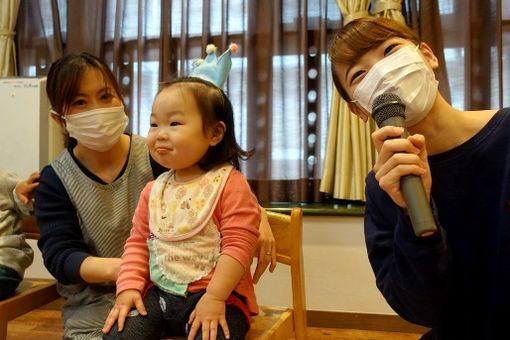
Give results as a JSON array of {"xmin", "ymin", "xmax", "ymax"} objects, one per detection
[{"xmin": 364, "ymin": 109, "xmax": 510, "ymax": 339}]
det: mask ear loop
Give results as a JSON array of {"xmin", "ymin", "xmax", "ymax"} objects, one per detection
[
  {"xmin": 50, "ymin": 109, "xmax": 66, "ymax": 123},
  {"xmin": 414, "ymin": 43, "xmax": 429, "ymax": 62}
]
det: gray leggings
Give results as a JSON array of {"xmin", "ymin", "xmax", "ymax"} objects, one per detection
[{"xmin": 103, "ymin": 286, "xmax": 248, "ymax": 340}]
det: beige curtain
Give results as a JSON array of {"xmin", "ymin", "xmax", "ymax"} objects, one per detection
[
  {"xmin": 0, "ymin": 0, "xmax": 20, "ymax": 77},
  {"xmin": 371, "ymin": 0, "xmax": 405, "ymax": 21},
  {"xmin": 320, "ymin": 0, "xmax": 376, "ymax": 201}
]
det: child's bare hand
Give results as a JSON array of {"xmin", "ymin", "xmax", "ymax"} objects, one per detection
[
  {"xmin": 15, "ymin": 172, "xmax": 40, "ymax": 204},
  {"xmin": 187, "ymin": 292, "xmax": 229, "ymax": 340},
  {"xmin": 102, "ymin": 289, "xmax": 146, "ymax": 334}
]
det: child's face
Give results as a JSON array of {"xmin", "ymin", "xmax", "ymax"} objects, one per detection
[
  {"xmin": 147, "ymin": 85, "xmax": 220, "ymax": 177},
  {"xmin": 66, "ymin": 68, "xmax": 122, "ymax": 116}
]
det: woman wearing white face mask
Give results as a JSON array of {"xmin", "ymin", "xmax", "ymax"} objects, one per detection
[
  {"xmin": 55, "ymin": 105, "xmax": 129, "ymax": 152},
  {"xmin": 35, "ymin": 53, "xmax": 276, "ymax": 340},
  {"xmin": 330, "ymin": 17, "xmax": 510, "ymax": 339}
]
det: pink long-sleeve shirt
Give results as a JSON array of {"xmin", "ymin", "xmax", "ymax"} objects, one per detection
[{"xmin": 116, "ymin": 169, "xmax": 260, "ymax": 314}]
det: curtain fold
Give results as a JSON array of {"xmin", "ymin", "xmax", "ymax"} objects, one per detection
[
  {"xmin": 243, "ymin": 0, "xmax": 316, "ymax": 201},
  {"xmin": 67, "ymin": 0, "xmax": 106, "ymax": 56},
  {"xmin": 403, "ymin": 0, "xmax": 451, "ymax": 104},
  {"xmin": 371, "ymin": 0, "xmax": 405, "ymax": 21},
  {"xmin": 0, "ymin": 0, "xmax": 21, "ymax": 76},
  {"xmin": 16, "ymin": 0, "xmax": 63, "ymax": 76},
  {"xmin": 320, "ymin": 0, "xmax": 375, "ymax": 201},
  {"xmin": 241, "ymin": 0, "xmax": 340, "ymax": 202}
]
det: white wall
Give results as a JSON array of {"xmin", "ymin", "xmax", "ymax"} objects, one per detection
[
  {"xmin": 26, "ymin": 215, "xmax": 396, "ymax": 315},
  {"xmin": 0, "ymin": 78, "xmax": 64, "ymax": 177},
  {"xmin": 253, "ymin": 215, "xmax": 395, "ymax": 315}
]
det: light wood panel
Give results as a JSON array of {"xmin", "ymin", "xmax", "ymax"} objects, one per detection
[{"xmin": 6, "ymin": 298, "xmax": 424, "ymax": 339}]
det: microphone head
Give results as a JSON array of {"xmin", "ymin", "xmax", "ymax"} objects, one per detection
[{"xmin": 372, "ymin": 93, "xmax": 406, "ymax": 128}]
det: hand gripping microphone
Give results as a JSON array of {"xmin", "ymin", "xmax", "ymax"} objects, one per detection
[{"xmin": 371, "ymin": 93, "xmax": 437, "ymax": 237}]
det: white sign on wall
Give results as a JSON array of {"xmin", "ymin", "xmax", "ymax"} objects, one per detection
[{"xmin": 0, "ymin": 77, "xmax": 63, "ymax": 178}]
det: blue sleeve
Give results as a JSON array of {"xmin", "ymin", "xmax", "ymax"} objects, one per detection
[
  {"xmin": 364, "ymin": 171, "xmax": 449, "ymax": 327},
  {"xmin": 34, "ymin": 165, "xmax": 89, "ymax": 284}
]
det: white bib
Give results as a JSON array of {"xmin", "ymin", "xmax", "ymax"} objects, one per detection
[{"xmin": 148, "ymin": 164, "xmax": 233, "ymax": 295}]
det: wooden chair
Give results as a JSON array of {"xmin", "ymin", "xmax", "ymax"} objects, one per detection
[
  {"xmin": 166, "ymin": 208, "xmax": 307, "ymax": 340},
  {"xmin": 247, "ymin": 208, "xmax": 307, "ymax": 340},
  {"xmin": 0, "ymin": 217, "xmax": 59, "ymax": 340},
  {"xmin": 5, "ymin": 210, "xmax": 307, "ymax": 340}
]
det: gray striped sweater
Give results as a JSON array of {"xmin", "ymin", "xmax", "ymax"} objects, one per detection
[{"xmin": 51, "ymin": 135, "xmax": 153, "ymax": 340}]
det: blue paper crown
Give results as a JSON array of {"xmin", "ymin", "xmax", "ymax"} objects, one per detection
[{"xmin": 190, "ymin": 43, "xmax": 238, "ymax": 88}]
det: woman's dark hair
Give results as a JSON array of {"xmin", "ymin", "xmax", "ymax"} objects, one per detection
[
  {"xmin": 46, "ymin": 52, "xmax": 123, "ymax": 115},
  {"xmin": 45, "ymin": 52, "xmax": 124, "ymax": 146},
  {"xmin": 329, "ymin": 17, "xmax": 421, "ymax": 101},
  {"xmin": 158, "ymin": 77, "xmax": 254, "ymax": 171}
]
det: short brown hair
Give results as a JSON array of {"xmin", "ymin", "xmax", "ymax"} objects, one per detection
[{"xmin": 329, "ymin": 17, "xmax": 420, "ymax": 101}]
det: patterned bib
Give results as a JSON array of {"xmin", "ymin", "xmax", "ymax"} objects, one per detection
[{"xmin": 148, "ymin": 164, "xmax": 233, "ymax": 296}]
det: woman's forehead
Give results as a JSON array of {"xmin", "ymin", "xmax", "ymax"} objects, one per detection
[{"xmin": 76, "ymin": 68, "xmax": 113, "ymax": 93}]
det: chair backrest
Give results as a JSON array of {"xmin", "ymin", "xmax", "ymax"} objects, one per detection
[
  {"xmin": 22, "ymin": 216, "xmax": 40, "ymax": 240},
  {"xmin": 266, "ymin": 208, "xmax": 307, "ymax": 340}
]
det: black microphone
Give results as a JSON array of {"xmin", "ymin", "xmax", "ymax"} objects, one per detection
[{"xmin": 371, "ymin": 93, "xmax": 437, "ymax": 237}]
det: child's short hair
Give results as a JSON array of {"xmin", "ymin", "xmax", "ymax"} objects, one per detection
[
  {"xmin": 329, "ymin": 17, "xmax": 421, "ymax": 101},
  {"xmin": 158, "ymin": 77, "xmax": 254, "ymax": 170}
]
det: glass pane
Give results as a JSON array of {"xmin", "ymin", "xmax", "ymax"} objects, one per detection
[
  {"xmin": 502, "ymin": 25, "xmax": 510, "ymax": 107},
  {"xmin": 503, "ymin": 0, "xmax": 510, "ymax": 20},
  {"xmin": 443, "ymin": 47, "xmax": 465, "ymax": 110},
  {"xmin": 271, "ymin": 54, "xmax": 303, "ymax": 179},
  {"xmin": 131, "ymin": 61, "xmax": 160, "ymax": 136},
  {"xmin": 227, "ymin": 1, "xmax": 247, "ymax": 33},
  {"xmin": 438, "ymin": 0, "xmax": 455, "ymax": 15}
]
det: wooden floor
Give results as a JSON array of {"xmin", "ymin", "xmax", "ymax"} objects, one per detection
[
  {"xmin": 6, "ymin": 299, "xmax": 423, "ymax": 339},
  {"xmin": 307, "ymin": 328, "xmax": 421, "ymax": 339}
]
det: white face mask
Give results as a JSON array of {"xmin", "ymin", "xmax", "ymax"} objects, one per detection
[
  {"xmin": 62, "ymin": 105, "xmax": 129, "ymax": 152},
  {"xmin": 352, "ymin": 45, "xmax": 439, "ymax": 127}
]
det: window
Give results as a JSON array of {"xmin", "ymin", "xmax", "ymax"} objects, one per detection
[
  {"xmin": 16, "ymin": 0, "xmax": 342, "ymax": 202},
  {"xmin": 101, "ymin": 0, "xmax": 341, "ymax": 195}
]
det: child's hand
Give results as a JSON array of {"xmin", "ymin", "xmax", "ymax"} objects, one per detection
[
  {"xmin": 187, "ymin": 292, "xmax": 229, "ymax": 340},
  {"xmin": 102, "ymin": 289, "xmax": 146, "ymax": 334},
  {"xmin": 15, "ymin": 172, "xmax": 40, "ymax": 204}
]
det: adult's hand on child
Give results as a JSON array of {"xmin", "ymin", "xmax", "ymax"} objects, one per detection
[
  {"xmin": 187, "ymin": 292, "xmax": 229, "ymax": 340},
  {"xmin": 102, "ymin": 289, "xmax": 146, "ymax": 334},
  {"xmin": 371, "ymin": 127, "xmax": 431, "ymax": 208},
  {"xmin": 252, "ymin": 208, "xmax": 276, "ymax": 284},
  {"xmin": 15, "ymin": 171, "xmax": 40, "ymax": 204}
]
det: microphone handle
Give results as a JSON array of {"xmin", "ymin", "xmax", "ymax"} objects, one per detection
[
  {"xmin": 400, "ymin": 174, "xmax": 437, "ymax": 236},
  {"xmin": 382, "ymin": 117, "xmax": 437, "ymax": 237}
]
